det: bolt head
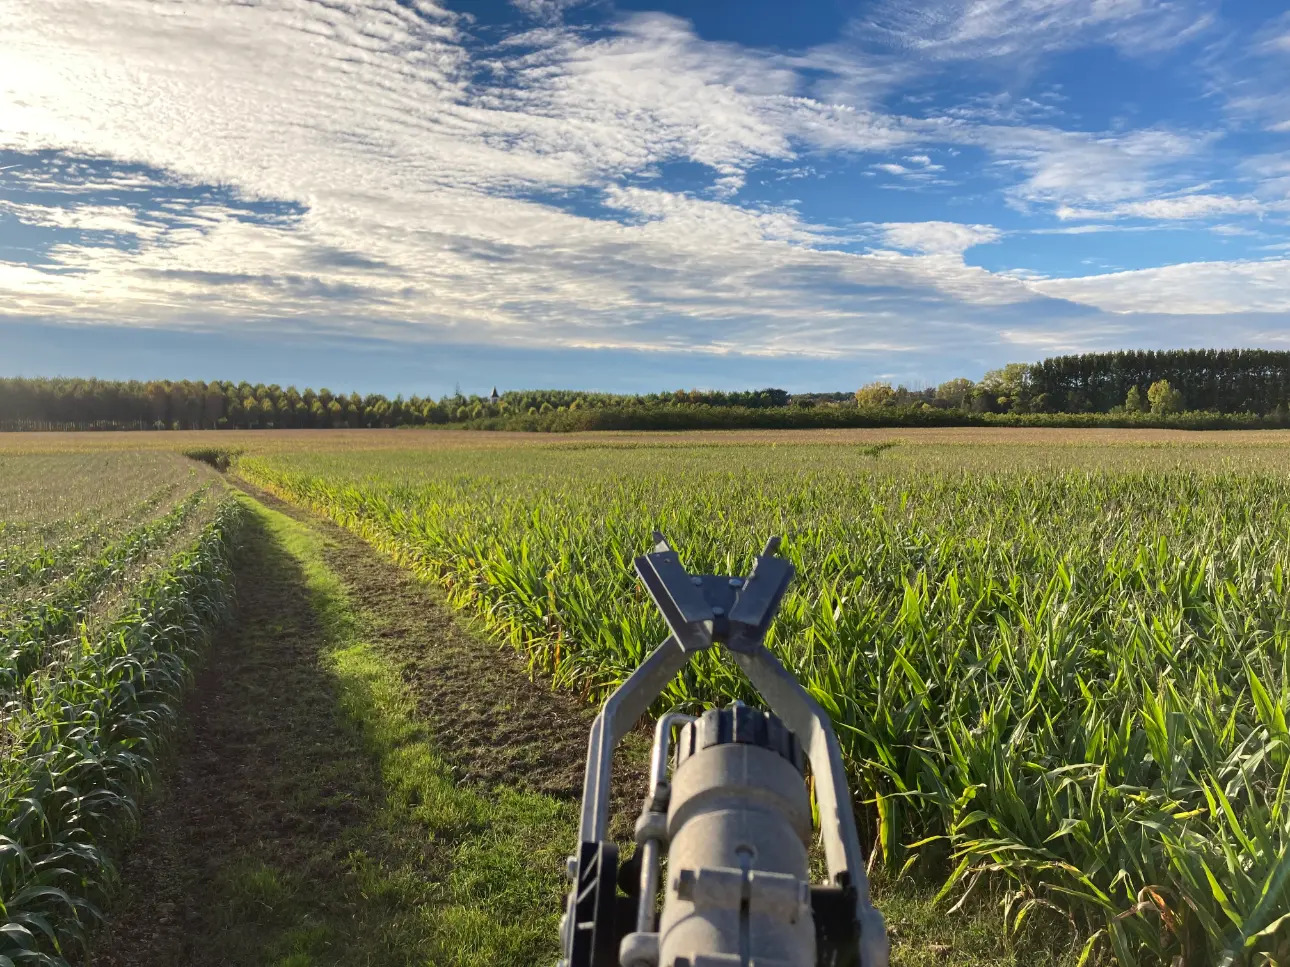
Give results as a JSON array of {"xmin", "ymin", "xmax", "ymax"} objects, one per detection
[
  {"xmin": 690, "ymin": 575, "xmax": 703, "ymax": 586},
  {"xmin": 712, "ymin": 606, "xmax": 725, "ymax": 616},
  {"xmin": 728, "ymin": 578, "xmax": 743, "ymax": 588}
]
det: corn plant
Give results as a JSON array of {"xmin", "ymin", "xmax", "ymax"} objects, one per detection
[
  {"xmin": 242, "ymin": 440, "xmax": 1290, "ymax": 965},
  {"xmin": 0, "ymin": 454, "xmax": 241, "ymax": 965}
]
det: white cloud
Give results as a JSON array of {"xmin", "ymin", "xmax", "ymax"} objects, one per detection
[
  {"xmin": 1204, "ymin": 13, "xmax": 1290, "ymax": 136},
  {"xmin": 879, "ymin": 221, "xmax": 1002, "ymax": 255},
  {"xmin": 512, "ymin": 0, "xmax": 587, "ymax": 24},
  {"xmin": 868, "ymin": 152, "xmax": 947, "ymax": 183},
  {"xmin": 1056, "ymin": 194, "xmax": 1272, "ymax": 220},
  {"xmin": 1242, "ymin": 153, "xmax": 1290, "ymax": 199},
  {"xmin": 0, "ymin": 200, "xmax": 157, "ymax": 237},
  {"xmin": 0, "ymin": 0, "xmax": 1286, "ymax": 364},
  {"xmin": 858, "ymin": 0, "xmax": 1215, "ymax": 63},
  {"xmin": 983, "ymin": 126, "xmax": 1211, "ymax": 209},
  {"xmin": 0, "ymin": 0, "xmax": 1035, "ymax": 358},
  {"xmin": 1032, "ymin": 260, "xmax": 1290, "ymax": 314},
  {"xmin": 1029, "ymin": 224, "xmax": 1131, "ymax": 235}
]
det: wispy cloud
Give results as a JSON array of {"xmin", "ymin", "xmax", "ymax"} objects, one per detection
[
  {"xmin": 878, "ymin": 221, "xmax": 1002, "ymax": 255},
  {"xmin": 1057, "ymin": 194, "xmax": 1274, "ymax": 220},
  {"xmin": 857, "ymin": 0, "xmax": 1216, "ymax": 63},
  {"xmin": 1033, "ymin": 259, "xmax": 1290, "ymax": 314},
  {"xmin": 0, "ymin": 0, "xmax": 1286, "ymax": 370}
]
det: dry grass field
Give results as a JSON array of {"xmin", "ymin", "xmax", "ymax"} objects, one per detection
[{"xmin": 4, "ymin": 425, "xmax": 1290, "ymax": 455}]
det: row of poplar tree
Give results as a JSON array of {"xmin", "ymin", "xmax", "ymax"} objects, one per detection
[
  {"xmin": 0, "ymin": 379, "xmax": 791, "ymax": 430},
  {"xmin": 2, "ymin": 349, "xmax": 1288, "ymax": 430}
]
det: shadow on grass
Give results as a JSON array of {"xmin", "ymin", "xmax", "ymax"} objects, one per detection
[{"xmin": 86, "ymin": 497, "xmax": 571, "ymax": 967}]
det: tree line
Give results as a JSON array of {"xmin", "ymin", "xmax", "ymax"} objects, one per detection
[
  {"xmin": 0, "ymin": 378, "xmax": 791, "ymax": 431},
  {"xmin": 855, "ymin": 350, "xmax": 1290, "ymax": 420},
  {"xmin": 1027, "ymin": 349, "xmax": 1290, "ymax": 415},
  {"xmin": 2, "ymin": 350, "xmax": 1288, "ymax": 432}
]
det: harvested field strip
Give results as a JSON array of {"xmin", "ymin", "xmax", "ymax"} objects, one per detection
[
  {"xmin": 0, "ymin": 480, "xmax": 187, "ymax": 597},
  {"xmin": 6, "ymin": 426, "xmax": 1290, "ymax": 455},
  {"xmin": 0, "ymin": 498, "xmax": 242, "ymax": 964},
  {"xmin": 0, "ymin": 454, "xmax": 201, "ymax": 536}
]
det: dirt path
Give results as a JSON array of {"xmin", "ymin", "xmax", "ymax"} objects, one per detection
[
  {"xmin": 84, "ymin": 485, "xmax": 646, "ymax": 967},
  {"xmin": 243, "ymin": 481, "xmax": 617, "ymax": 799},
  {"xmin": 87, "ymin": 497, "xmax": 384, "ymax": 966}
]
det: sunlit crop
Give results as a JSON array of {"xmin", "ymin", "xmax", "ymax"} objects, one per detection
[
  {"xmin": 0, "ymin": 453, "xmax": 241, "ymax": 964},
  {"xmin": 242, "ymin": 440, "xmax": 1290, "ymax": 966}
]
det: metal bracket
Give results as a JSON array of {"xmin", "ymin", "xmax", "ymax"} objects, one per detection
[{"xmin": 634, "ymin": 533, "xmax": 794, "ymax": 654}]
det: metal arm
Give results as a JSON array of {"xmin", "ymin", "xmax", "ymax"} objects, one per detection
[
  {"xmin": 733, "ymin": 645, "xmax": 889, "ymax": 967},
  {"xmin": 560, "ymin": 534, "xmax": 888, "ymax": 967},
  {"xmin": 576, "ymin": 635, "xmax": 691, "ymax": 845}
]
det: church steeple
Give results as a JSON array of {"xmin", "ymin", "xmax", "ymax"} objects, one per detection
[{"xmin": 489, "ymin": 386, "xmax": 500, "ymax": 404}]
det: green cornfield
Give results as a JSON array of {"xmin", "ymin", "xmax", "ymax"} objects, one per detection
[
  {"xmin": 0, "ymin": 452, "xmax": 242, "ymax": 963},
  {"xmin": 241, "ymin": 439, "xmax": 1290, "ymax": 966}
]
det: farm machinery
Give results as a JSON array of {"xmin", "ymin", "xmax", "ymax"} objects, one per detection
[{"xmin": 558, "ymin": 534, "xmax": 889, "ymax": 967}]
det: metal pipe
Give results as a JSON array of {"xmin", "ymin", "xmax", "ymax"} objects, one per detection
[
  {"xmin": 636, "ymin": 712, "xmax": 696, "ymax": 936},
  {"xmin": 576, "ymin": 636, "xmax": 689, "ymax": 844},
  {"xmin": 649, "ymin": 712, "xmax": 696, "ymax": 797}
]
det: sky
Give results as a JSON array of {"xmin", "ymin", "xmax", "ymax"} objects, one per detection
[{"xmin": 2, "ymin": 0, "xmax": 1289, "ymax": 396}]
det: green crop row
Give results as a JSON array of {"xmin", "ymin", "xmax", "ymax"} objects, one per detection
[
  {"xmin": 240, "ymin": 442, "xmax": 1290, "ymax": 966},
  {"xmin": 0, "ymin": 495, "xmax": 243, "ymax": 965},
  {"xmin": 0, "ymin": 486, "xmax": 220, "ymax": 692},
  {"xmin": 0, "ymin": 480, "xmax": 186, "ymax": 597}
]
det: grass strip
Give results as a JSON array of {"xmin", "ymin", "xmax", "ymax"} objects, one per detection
[
  {"xmin": 90, "ymin": 495, "xmax": 575, "ymax": 966},
  {"xmin": 255, "ymin": 493, "xmax": 573, "ymax": 966}
]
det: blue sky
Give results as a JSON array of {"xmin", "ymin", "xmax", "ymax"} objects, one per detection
[{"xmin": 2, "ymin": 0, "xmax": 1289, "ymax": 396}]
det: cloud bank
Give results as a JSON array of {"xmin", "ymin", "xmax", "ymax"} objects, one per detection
[{"xmin": 0, "ymin": 0, "xmax": 1288, "ymax": 371}]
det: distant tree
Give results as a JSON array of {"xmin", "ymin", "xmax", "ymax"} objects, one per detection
[
  {"xmin": 146, "ymin": 382, "xmax": 169, "ymax": 425},
  {"xmin": 981, "ymin": 363, "xmax": 1035, "ymax": 412},
  {"xmin": 1147, "ymin": 379, "xmax": 1183, "ymax": 415},
  {"xmin": 855, "ymin": 382, "xmax": 895, "ymax": 407},
  {"xmin": 203, "ymin": 383, "xmax": 225, "ymax": 428},
  {"xmin": 934, "ymin": 378, "xmax": 974, "ymax": 408},
  {"xmin": 1125, "ymin": 385, "xmax": 1147, "ymax": 413},
  {"xmin": 968, "ymin": 389, "xmax": 996, "ymax": 413}
]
